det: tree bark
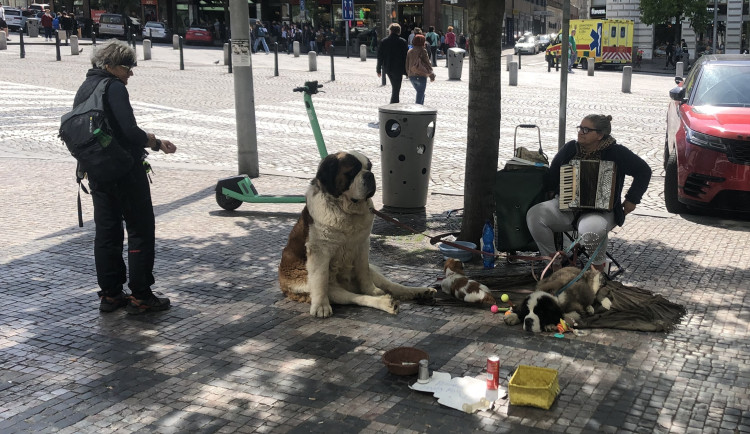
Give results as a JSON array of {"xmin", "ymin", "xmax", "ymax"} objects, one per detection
[{"xmin": 460, "ymin": 0, "xmax": 504, "ymax": 246}]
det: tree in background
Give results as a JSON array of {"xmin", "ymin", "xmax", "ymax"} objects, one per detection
[
  {"xmin": 639, "ymin": 0, "xmax": 712, "ymax": 46},
  {"xmin": 459, "ymin": 0, "xmax": 504, "ymax": 245}
]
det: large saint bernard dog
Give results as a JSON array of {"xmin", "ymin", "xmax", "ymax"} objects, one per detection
[{"xmin": 278, "ymin": 151, "xmax": 437, "ymax": 318}]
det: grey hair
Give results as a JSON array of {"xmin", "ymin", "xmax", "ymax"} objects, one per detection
[
  {"xmin": 90, "ymin": 39, "xmax": 136, "ymax": 69},
  {"xmin": 584, "ymin": 114, "xmax": 613, "ymax": 136}
]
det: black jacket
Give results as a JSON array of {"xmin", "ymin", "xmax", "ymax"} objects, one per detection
[
  {"xmin": 73, "ymin": 68, "xmax": 148, "ymax": 160},
  {"xmin": 546, "ymin": 139, "xmax": 652, "ymax": 226},
  {"xmin": 376, "ymin": 33, "xmax": 408, "ymax": 76}
]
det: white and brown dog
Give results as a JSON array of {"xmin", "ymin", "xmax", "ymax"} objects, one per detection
[
  {"xmin": 278, "ymin": 151, "xmax": 437, "ymax": 318},
  {"xmin": 504, "ymin": 267, "xmax": 611, "ymax": 332},
  {"xmin": 441, "ymin": 258, "xmax": 496, "ymax": 305}
]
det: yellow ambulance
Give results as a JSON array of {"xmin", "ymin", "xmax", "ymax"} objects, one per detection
[{"xmin": 545, "ymin": 19, "xmax": 634, "ymax": 70}]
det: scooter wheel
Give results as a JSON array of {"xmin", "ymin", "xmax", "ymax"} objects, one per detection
[{"xmin": 216, "ymin": 191, "xmax": 242, "ymax": 211}]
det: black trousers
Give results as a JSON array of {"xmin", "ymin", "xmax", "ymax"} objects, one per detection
[
  {"xmin": 91, "ymin": 163, "xmax": 155, "ymax": 298},
  {"xmin": 387, "ymin": 72, "xmax": 403, "ymax": 104},
  {"xmin": 429, "ymin": 45, "xmax": 438, "ymax": 66}
]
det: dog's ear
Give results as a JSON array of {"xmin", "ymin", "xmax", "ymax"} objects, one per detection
[{"xmin": 316, "ymin": 154, "xmax": 341, "ymax": 196}]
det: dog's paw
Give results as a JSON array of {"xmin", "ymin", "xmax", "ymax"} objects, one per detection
[
  {"xmin": 378, "ymin": 296, "xmax": 399, "ymax": 314},
  {"xmin": 600, "ymin": 297, "xmax": 612, "ymax": 310},
  {"xmin": 585, "ymin": 305, "xmax": 595, "ymax": 315},
  {"xmin": 310, "ymin": 301, "xmax": 333, "ymax": 318},
  {"xmin": 416, "ymin": 286, "xmax": 438, "ymax": 298},
  {"xmin": 504, "ymin": 312, "xmax": 520, "ymax": 326}
]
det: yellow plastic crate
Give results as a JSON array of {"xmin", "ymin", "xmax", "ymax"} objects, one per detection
[{"xmin": 508, "ymin": 365, "xmax": 560, "ymax": 410}]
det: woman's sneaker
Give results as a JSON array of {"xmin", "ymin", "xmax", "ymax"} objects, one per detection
[
  {"xmin": 126, "ymin": 294, "xmax": 171, "ymax": 315},
  {"xmin": 99, "ymin": 291, "xmax": 130, "ymax": 312}
]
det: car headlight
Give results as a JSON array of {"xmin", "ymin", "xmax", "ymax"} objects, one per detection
[{"xmin": 686, "ymin": 128, "xmax": 727, "ymax": 152}]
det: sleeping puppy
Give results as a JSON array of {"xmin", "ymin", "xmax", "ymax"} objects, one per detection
[
  {"xmin": 504, "ymin": 267, "xmax": 611, "ymax": 332},
  {"xmin": 441, "ymin": 258, "xmax": 496, "ymax": 305},
  {"xmin": 278, "ymin": 151, "xmax": 437, "ymax": 318}
]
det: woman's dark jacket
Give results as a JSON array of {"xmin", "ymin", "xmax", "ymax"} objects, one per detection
[
  {"xmin": 376, "ymin": 33, "xmax": 408, "ymax": 76},
  {"xmin": 73, "ymin": 68, "xmax": 148, "ymax": 162},
  {"xmin": 546, "ymin": 139, "xmax": 652, "ymax": 226}
]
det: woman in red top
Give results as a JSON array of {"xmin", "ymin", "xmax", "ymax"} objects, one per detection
[{"xmin": 445, "ymin": 26, "xmax": 456, "ymax": 49}]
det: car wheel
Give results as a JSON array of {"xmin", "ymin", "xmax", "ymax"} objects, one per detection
[
  {"xmin": 664, "ymin": 152, "xmax": 689, "ymax": 214},
  {"xmin": 216, "ymin": 191, "xmax": 242, "ymax": 211},
  {"xmin": 580, "ymin": 58, "xmax": 588, "ymax": 70}
]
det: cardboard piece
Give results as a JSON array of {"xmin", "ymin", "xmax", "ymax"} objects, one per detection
[{"xmin": 409, "ymin": 371, "xmax": 500, "ymax": 413}]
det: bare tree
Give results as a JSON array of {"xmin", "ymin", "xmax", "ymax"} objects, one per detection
[{"xmin": 459, "ymin": 0, "xmax": 504, "ymax": 245}]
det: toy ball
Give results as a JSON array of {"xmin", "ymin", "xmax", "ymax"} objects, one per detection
[
  {"xmin": 501, "ymin": 294, "xmax": 509, "ymax": 303},
  {"xmin": 490, "ymin": 305, "xmax": 499, "ymax": 313},
  {"xmin": 504, "ymin": 310, "xmax": 512, "ymax": 316}
]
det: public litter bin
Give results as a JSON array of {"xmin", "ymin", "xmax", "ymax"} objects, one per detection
[
  {"xmin": 26, "ymin": 18, "xmax": 40, "ymax": 38},
  {"xmin": 378, "ymin": 103, "xmax": 437, "ymax": 211},
  {"xmin": 448, "ymin": 47, "xmax": 466, "ymax": 80}
]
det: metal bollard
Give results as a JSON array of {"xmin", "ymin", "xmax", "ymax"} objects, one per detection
[
  {"xmin": 91, "ymin": 31, "xmax": 96, "ymax": 47},
  {"xmin": 173, "ymin": 34, "xmax": 179, "ymax": 50},
  {"xmin": 587, "ymin": 58, "xmax": 594, "ymax": 76},
  {"xmin": 517, "ymin": 51, "xmax": 522, "ymax": 69},
  {"xmin": 55, "ymin": 31, "xmax": 61, "ymax": 61},
  {"xmin": 509, "ymin": 61, "xmax": 518, "ymax": 86},
  {"xmin": 274, "ymin": 42, "xmax": 279, "ymax": 76},
  {"xmin": 179, "ymin": 36, "xmax": 184, "ymax": 70},
  {"xmin": 19, "ymin": 30, "xmax": 25, "ymax": 58},
  {"xmin": 223, "ymin": 42, "xmax": 229, "ymax": 65},
  {"xmin": 506, "ymin": 54, "xmax": 512, "ymax": 71},
  {"xmin": 57, "ymin": 29, "xmax": 66, "ymax": 47},
  {"xmin": 70, "ymin": 35, "xmax": 78, "ymax": 55},
  {"xmin": 143, "ymin": 39, "xmax": 151, "ymax": 60},
  {"xmin": 360, "ymin": 44, "xmax": 367, "ymax": 61},
  {"xmin": 308, "ymin": 51, "xmax": 317, "ymax": 71},
  {"xmin": 330, "ymin": 45, "xmax": 335, "ymax": 81},
  {"xmin": 676, "ymin": 62, "xmax": 684, "ymax": 78},
  {"xmin": 293, "ymin": 40, "xmax": 300, "ymax": 57},
  {"xmin": 621, "ymin": 66, "xmax": 632, "ymax": 93},
  {"xmin": 227, "ymin": 39, "xmax": 232, "ymax": 73}
]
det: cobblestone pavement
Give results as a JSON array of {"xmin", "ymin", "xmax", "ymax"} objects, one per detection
[{"xmin": 1, "ymin": 41, "xmax": 749, "ymax": 433}]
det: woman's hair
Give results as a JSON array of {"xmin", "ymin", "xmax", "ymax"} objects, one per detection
[
  {"xmin": 90, "ymin": 39, "xmax": 136, "ymax": 69},
  {"xmin": 412, "ymin": 34, "xmax": 425, "ymax": 47},
  {"xmin": 389, "ymin": 23, "xmax": 401, "ymax": 35},
  {"xmin": 447, "ymin": 26, "xmax": 454, "ymax": 32},
  {"xmin": 584, "ymin": 114, "xmax": 613, "ymax": 136}
]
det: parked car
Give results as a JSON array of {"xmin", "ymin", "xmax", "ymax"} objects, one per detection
[
  {"xmin": 514, "ymin": 35, "xmax": 538, "ymax": 54},
  {"xmin": 97, "ymin": 13, "xmax": 127, "ymax": 38},
  {"xmin": 537, "ymin": 34, "xmax": 551, "ymax": 51},
  {"xmin": 185, "ymin": 27, "xmax": 212, "ymax": 45},
  {"xmin": 4, "ymin": 8, "xmax": 27, "ymax": 32},
  {"xmin": 142, "ymin": 21, "xmax": 170, "ymax": 42},
  {"xmin": 664, "ymin": 54, "xmax": 750, "ymax": 214}
]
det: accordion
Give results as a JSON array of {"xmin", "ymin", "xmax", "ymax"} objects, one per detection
[{"xmin": 559, "ymin": 160, "xmax": 617, "ymax": 211}]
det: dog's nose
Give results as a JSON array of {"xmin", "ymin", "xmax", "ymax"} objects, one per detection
[
  {"xmin": 363, "ymin": 172, "xmax": 376, "ymax": 198},
  {"xmin": 524, "ymin": 317, "xmax": 534, "ymax": 332}
]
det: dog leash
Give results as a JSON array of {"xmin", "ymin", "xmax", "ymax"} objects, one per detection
[{"xmin": 554, "ymin": 236, "xmax": 607, "ymax": 296}]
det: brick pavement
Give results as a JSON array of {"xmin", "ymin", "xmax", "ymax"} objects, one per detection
[{"xmin": 1, "ymin": 41, "xmax": 749, "ymax": 433}]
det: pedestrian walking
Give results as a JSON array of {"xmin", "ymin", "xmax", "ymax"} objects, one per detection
[
  {"xmin": 0, "ymin": 1, "xmax": 9, "ymax": 41},
  {"xmin": 72, "ymin": 39, "xmax": 177, "ymax": 314},
  {"xmin": 445, "ymin": 26, "xmax": 456, "ymax": 50},
  {"xmin": 41, "ymin": 8, "xmax": 54, "ymax": 41},
  {"xmin": 406, "ymin": 34, "xmax": 436, "ymax": 105},
  {"xmin": 664, "ymin": 41, "xmax": 675, "ymax": 69},
  {"xmin": 425, "ymin": 26, "xmax": 439, "ymax": 66},
  {"xmin": 680, "ymin": 39, "xmax": 690, "ymax": 68},
  {"xmin": 568, "ymin": 29, "xmax": 577, "ymax": 72},
  {"xmin": 376, "ymin": 23, "xmax": 409, "ymax": 104}
]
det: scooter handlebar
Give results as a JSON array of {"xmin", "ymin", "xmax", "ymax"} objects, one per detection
[{"xmin": 293, "ymin": 81, "xmax": 324, "ymax": 94}]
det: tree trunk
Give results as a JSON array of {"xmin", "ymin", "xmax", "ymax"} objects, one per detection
[{"xmin": 459, "ymin": 0, "xmax": 504, "ymax": 246}]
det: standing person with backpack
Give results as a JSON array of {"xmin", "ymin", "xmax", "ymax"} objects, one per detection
[
  {"xmin": 425, "ymin": 26, "xmax": 439, "ymax": 66},
  {"xmin": 71, "ymin": 40, "xmax": 177, "ymax": 314},
  {"xmin": 253, "ymin": 22, "xmax": 270, "ymax": 54}
]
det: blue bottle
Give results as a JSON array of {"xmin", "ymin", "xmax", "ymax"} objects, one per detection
[{"xmin": 481, "ymin": 220, "xmax": 495, "ymax": 269}]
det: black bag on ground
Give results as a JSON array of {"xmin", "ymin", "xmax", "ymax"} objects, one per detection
[
  {"xmin": 493, "ymin": 165, "xmax": 548, "ymax": 252},
  {"xmin": 59, "ymin": 78, "xmax": 134, "ymax": 184}
]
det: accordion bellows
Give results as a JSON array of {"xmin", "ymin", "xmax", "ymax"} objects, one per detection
[{"xmin": 560, "ymin": 160, "xmax": 617, "ymax": 211}]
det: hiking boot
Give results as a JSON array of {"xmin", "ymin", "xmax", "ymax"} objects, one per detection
[
  {"xmin": 126, "ymin": 293, "xmax": 171, "ymax": 315},
  {"xmin": 99, "ymin": 291, "xmax": 130, "ymax": 312}
]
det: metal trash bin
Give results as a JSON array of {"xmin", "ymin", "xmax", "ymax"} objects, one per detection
[
  {"xmin": 378, "ymin": 104, "xmax": 437, "ymax": 211},
  {"xmin": 448, "ymin": 47, "xmax": 466, "ymax": 80},
  {"xmin": 26, "ymin": 18, "xmax": 40, "ymax": 38}
]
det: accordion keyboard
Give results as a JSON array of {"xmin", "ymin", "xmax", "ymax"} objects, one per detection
[{"xmin": 560, "ymin": 165, "xmax": 576, "ymax": 209}]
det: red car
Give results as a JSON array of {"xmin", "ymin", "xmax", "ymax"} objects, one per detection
[
  {"xmin": 185, "ymin": 27, "xmax": 213, "ymax": 45},
  {"xmin": 665, "ymin": 54, "xmax": 750, "ymax": 214}
]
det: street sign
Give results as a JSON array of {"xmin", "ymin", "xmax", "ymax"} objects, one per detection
[{"xmin": 342, "ymin": 0, "xmax": 354, "ymax": 21}]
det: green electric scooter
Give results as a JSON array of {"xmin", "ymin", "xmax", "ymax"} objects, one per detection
[{"xmin": 214, "ymin": 81, "xmax": 328, "ymax": 210}]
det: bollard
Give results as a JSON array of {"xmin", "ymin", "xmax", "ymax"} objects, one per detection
[
  {"xmin": 330, "ymin": 45, "xmax": 335, "ymax": 81},
  {"xmin": 308, "ymin": 51, "xmax": 317, "ymax": 71},
  {"xmin": 223, "ymin": 42, "xmax": 229, "ymax": 65},
  {"xmin": 360, "ymin": 44, "xmax": 367, "ymax": 61},
  {"xmin": 293, "ymin": 40, "xmax": 300, "ymax": 57},
  {"xmin": 621, "ymin": 66, "xmax": 632, "ymax": 93},
  {"xmin": 143, "ymin": 39, "xmax": 151, "ymax": 60},
  {"xmin": 70, "ymin": 35, "xmax": 79, "ymax": 55},
  {"xmin": 274, "ymin": 42, "xmax": 279, "ymax": 76},
  {"xmin": 0, "ymin": 31, "xmax": 6, "ymax": 50},
  {"xmin": 509, "ymin": 61, "xmax": 518, "ymax": 86},
  {"xmin": 179, "ymin": 36, "xmax": 184, "ymax": 70},
  {"xmin": 227, "ymin": 39, "xmax": 232, "ymax": 73},
  {"xmin": 57, "ymin": 29, "xmax": 66, "ymax": 46},
  {"xmin": 91, "ymin": 31, "xmax": 96, "ymax": 47},
  {"xmin": 131, "ymin": 33, "xmax": 136, "ymax": 49},
  {"xmin": 19, "ymin": 30, "xmax": 25, "ymax": 58},
  {"xmin": 676, "ymin": 62, "xmax": 684, "ymax": 78},
  {"xmin": 173, "ymin": 34, "xmax": 179, "ymax": 50},
  {"xmin": 587, "ymin": 58, "xmax": 594, "ymax": 76},
  {"xmin": 506, "ymin": 54, "xmax": 512, "ymax": 71},
  {"xmin": 55, "ymin": 31, "xmax": 61, "ymax": 61},
  {"xmin": 517, "ymin": 51, "xmax": 522, "ymax": 69}
]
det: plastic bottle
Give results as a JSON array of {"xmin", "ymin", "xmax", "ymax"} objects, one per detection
[
  {"xmin": 93, "ymin": 128, "xmax": 112, "ymax": 148},
  {"xmin": 481, "ymin": 220, "xmax": 495, "ymax": 269}
]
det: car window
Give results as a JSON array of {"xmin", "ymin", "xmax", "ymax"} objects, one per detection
[
  {"xmin": 692, "ymin": 64, "xmax": 750, "ymax": 106},
  {"xmin": 6, "ymin": 9, "xmax": 21, "ymax": 16}
]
